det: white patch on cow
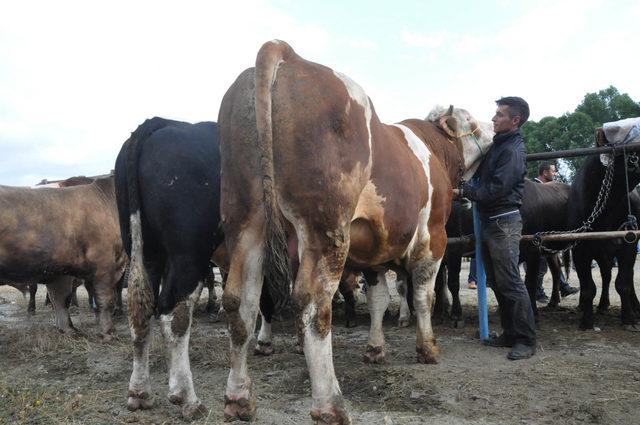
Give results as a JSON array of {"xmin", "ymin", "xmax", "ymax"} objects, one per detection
[
  {"xmin": 393, "ymin": 124, "xmax": 434, "ymax": 261},
  {"xmin": 301, "ymin": 302, "xmax": 342, "ymax": 409},
  {"xmin": 333, "ymin": 71, "xmax": 373, "ymax": 160},
  {"xmin": 366, "ymin": 272, "xmax": 390, "ymax": 348}
]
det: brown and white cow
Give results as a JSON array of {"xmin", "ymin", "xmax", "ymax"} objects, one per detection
[
  {"xmin": 0, "ymin": 175, "xmax": 127, "ymax": 338},
  {"xmin": 218, "ymin": 40, "xmax": 493, "ymax": 423}
]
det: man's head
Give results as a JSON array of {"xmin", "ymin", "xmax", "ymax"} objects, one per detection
[
  {"xmin": 538, "ymin": 162, "xmax": 557, "ymax": 182},
  {"xmin": 492, "ymin": 96, "xmax": 530, "ymax": 134}
]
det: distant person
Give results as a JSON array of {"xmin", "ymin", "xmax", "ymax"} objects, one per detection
[{"xmin": 532, "ymin": 163, "xmax": 579, "ymax": 302}]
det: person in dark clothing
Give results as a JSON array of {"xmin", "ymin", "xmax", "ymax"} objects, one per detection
[
  {"xmin": 453, "ymin": 96, "xmax": 536, "ymax": 360},
  {"xmin": 532, "ymin": 163, "xmax": 579, "ymax": 302}
]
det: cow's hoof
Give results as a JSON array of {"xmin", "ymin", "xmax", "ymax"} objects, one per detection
[
  {"xmin": 452, "ymin": 319, "xmax": 465, "ymax": 328},
  {"xmin": 363, "ymin": 345, "xmax": 386, "ymax": 364},
  {"xmin": 310, "ymin": 404, "xmax": 351, "ymax": 425},
  {"xmin": 597, "ymin": 306, "xmax": 609, "ymax": 315},
  {"xmin": 398, "ymin": 317, "xmax": 411, "ymax": 328},
  {"xmin": 294, "ymin": 342, "xmax": 304, "ymax": 355},
  {"xmin": 254, "ymin": 341, "xmax": 274, "ymax": 356},
  {"xmin": 168, "ymin": 394, "xmax": 183, "ymax": 405},
  {"xmin": 27, "ymin": 308, "xmax": 36, "ymax": 316},
  {"xmin": 208, "ymin": 312, "xmax": 220, "ymax": 323},
  {"xmin": 127, "ymin": 390, "xmax": 153, "ymax": 411},
  {"xmin": 623, "ymin": 324, "xmax": 640, "ymax": 332},
  {"xmin": 182, "ymin": 402, "xmax": 208, "ymax": 420},
  {"xmin": 113, "ymin": 308, "xmax": 124, "ymax": 318},
  {"xmin": 224, "ymin": 394, "xmax": 256, "ymax": 422},
  {"xmin": 416, "ymin": 346, "xmax": 439, "ymax": 364}
]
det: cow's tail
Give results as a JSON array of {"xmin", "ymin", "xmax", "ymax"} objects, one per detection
[
  {"xmin": 125, "ymin": 118, "xmax": 166, "ymax": 333},
  {"xmin": 254, "ymin": 40, "xmax": 296, "ymax": 313}
]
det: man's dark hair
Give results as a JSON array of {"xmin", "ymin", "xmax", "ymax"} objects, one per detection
[
  {"xmin": 496, "ymin": 96, "xmax": 530, "ymax": 127},
  {"xmin": 538, "ymin": 162, "xmax": 555, "ymax": 176}
]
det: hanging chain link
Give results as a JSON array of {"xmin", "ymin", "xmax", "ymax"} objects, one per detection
[{"xmin": 531, "ymin": 153, "xmax": 616, "ymax": 254}]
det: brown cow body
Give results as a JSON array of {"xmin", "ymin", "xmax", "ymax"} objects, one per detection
[
  {"xmin": 0, "ymin": 175, "xmax": 126, "ymax": 338},
  {"xmin": 219, "ymin": 40, "xmax": 493, "ymax": 423}
]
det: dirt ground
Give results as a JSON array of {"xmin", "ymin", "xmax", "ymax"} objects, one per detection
[{"xmin": 2, "ymin": 262, "xmax": 640, "ymax": 425}]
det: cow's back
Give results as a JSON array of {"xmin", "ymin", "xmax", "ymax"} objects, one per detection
[{"xmin": 0, "ymin": 177, "xmax": 122, "ymax": 282}]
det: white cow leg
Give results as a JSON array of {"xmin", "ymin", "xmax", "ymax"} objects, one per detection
[
  {"xmin": 161, "ymin": 282, "xmax": 206, "ymax": 419},
  {"xmin": 127, "ymin": 320, "xmax": 154, "ymax": 411},
  {"xmin": 223, "ymin": 232, "xmax": 264, "ymax": 422},
  {"xmin": 294, "ymin": 248, "xmax": 351, "ymax": 425},
  {"xmin": 412, "ymin": 257, "xmax": 442, "ymax": 364},
  {"xmin": 364, "ymin": 271, "xmax": 390, "ymax": 363}
]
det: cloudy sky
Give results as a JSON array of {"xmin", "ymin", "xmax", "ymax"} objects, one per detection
[{"xmin": 1, "ymin": 0, "xmax": 638, "ymax": 186}]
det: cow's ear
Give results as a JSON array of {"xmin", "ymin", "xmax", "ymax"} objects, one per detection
[
  {"xmin": 447, "ymin": 105, "xmax": 454, "ymax": 115},
  {"xmin": 595, "ymin": 128, "xmax": 607, "ymax": 147},
  {"xmin": 438, "ymin": 115, "xmax": 458, "ymax": 138}
]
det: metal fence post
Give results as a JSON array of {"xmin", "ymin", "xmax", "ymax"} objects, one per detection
[{"xmin": 473, "ymin": 203, "xmax": 489, "ymax": 341}]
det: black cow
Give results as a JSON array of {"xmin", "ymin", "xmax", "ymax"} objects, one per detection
[
  {"xmin": 115, "ymin": 117, "xmax": 222, "ymax": 419},
  {"xmin": 569, "ymin": 152, "xmax": 640, "ymax": 331}
]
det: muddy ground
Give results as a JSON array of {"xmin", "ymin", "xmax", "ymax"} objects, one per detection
[{"xmin": 2, "ymin": 262, "xmax": 640, "ymax": 425}]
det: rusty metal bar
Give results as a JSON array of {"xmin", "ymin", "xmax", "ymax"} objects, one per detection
[
  {"xmin": 448, "ymin": 230, "xmax": 640, "ymax": 245},
  {"xmin": 526, "ymin": 141, "xmax": 640, "ymax": 161}
]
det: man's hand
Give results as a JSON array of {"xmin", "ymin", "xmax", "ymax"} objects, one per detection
[{"xmin": 452, "ymin": 188, "xmax": 461, "ymax": 198}]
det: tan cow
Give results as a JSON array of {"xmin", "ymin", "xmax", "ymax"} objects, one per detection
[
  {"xmin": 218, "ymin": 40, "xmax": 493, "ymax": 424},
  {"xmin": 0, "ymin": 175, "xmax": 126, "ymax": 338}
]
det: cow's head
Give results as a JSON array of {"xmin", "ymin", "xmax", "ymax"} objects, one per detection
[{"xmin": 427, "ymin": 105, "xmax": 494, "ymax": 181}]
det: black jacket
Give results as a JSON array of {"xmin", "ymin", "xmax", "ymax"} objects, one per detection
[{"xmin": 461, "ymin": 130, "xmax": 526, "ymax": 220}]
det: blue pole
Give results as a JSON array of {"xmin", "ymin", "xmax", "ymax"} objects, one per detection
[{"xmin": 473, "ymin": 203, "xmax": 489, "ymax": 341}]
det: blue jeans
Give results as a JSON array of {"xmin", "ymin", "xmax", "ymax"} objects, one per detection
[{"xmin": 481, "ymin": 212, "xmax": 536, "ymax": 346}]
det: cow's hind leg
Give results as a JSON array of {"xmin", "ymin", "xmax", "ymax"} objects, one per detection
[
  {"xmin": 223, "ymin": 225, "xmax": 265, "ymax": 422},
  {"xmin": 294, "ymin": 243, "xmax": 350, "ymax": 425},
  {"xmin": 412, "ymin": 257, "xmax": 442, "ymax": 364},
  {"xmin": 127, "ymin": 262, "xmax": 161, "ymax": 412},
  {"xmin": 161, "ymin": 274, "xmax": 207, "ymax": 419}
]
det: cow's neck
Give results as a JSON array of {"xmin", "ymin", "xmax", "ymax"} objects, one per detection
[{"xmin": 398, "ymin": 119, "xmax": 464, "ymax": 187}]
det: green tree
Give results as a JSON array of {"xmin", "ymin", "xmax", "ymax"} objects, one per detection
[
  {"xmin": 522, "ymin": 111, "xmax": 594, "ymax": 181},
  {"xmin": 523, "ymin": 86, "xmax": 639, "ymax": 182},
  {"xmin": 575, "ymin": 85, "xmax": 640, "ymax": 126}
]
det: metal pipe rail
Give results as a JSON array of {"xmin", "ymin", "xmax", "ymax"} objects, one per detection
[
  {"xmin": 526, "ymin": 140, "xmax": 640, "ymax": 161},
  {"xmin": 448, "ymin": 230, "xmax": 640, "ymax": 245}
]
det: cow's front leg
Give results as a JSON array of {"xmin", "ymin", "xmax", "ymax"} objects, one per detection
[
  {"xmin": 254, "ymin": 282, "xmax": 275, "ymax": 356},
  {"xmin": 364, "ymin": 271, "xmax": 390, "ymax": 363},
  {"xmin": 396, "ymin": 273, "xmax": 412, "ymax": 328},
  {"xmin": 412, "ymin": 257, "xmax": 442, "ymax": 364},
  {"xmin": 223, "ymin": 229, "xmax": 265, "ymax": 422},
  {"xmin": 45, "ymin": 276, "xmax": 76, "ymax": 335},
  {"xmin": 161, "ymin": 282, "xmax": 207, "ymax": 419}
]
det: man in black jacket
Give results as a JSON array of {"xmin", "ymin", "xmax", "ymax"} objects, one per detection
[{"xmin": 454, "ymin": 96, "xmax": 536, "ymax": 360}]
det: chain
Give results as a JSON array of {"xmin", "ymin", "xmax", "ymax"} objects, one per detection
[{"xmin": 531, "ymin": 153, "xmax": 616, "ymax": 254}]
